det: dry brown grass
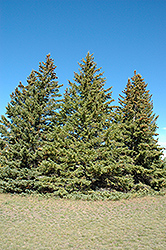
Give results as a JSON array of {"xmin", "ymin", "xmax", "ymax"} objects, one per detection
[{"xmin": 0, "ymin": 194, "xmax": 166, "ymax": 249}]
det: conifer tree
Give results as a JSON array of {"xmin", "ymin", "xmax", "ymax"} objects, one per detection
[
  {"xmin": 117, "ymin": 71, "xmax": 165, "ymax": 190},
  {"xmin": 41, "ymin": 52, "xmax": 115, "ymax": 194},
  {"xmin": 0, "ymin": 55, "xmax": 62, "ymax": 193}
]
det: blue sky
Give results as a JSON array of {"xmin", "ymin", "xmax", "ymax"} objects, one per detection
[{"xmin": 0, "ymin": 0, "xmax": 166, "ymax": 156}]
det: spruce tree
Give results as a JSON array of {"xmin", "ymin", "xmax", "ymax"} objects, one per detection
[
  {"xmin": 40, "ymin": 52, "xmax": 115, "ymax": 194},
  {"xmin": 117, "ymin": 71, "xmax": 165, "ymax": 190},
  {"xmin": 0, "ymin": 55, "xmax": 62, "ymax": 193}
]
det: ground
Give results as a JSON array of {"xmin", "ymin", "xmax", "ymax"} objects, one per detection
[{"xmin": 0, "ymin": 194, "xmax": 166, "ymax": 249}]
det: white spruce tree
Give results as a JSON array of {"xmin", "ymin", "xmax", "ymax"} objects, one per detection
[
  {"xmin": 116, "ymin": 71, "xmax": 165, "ymax": 190},
  {"xmin": 40, "ymin": 52, "xmax": 115, "ymax": 194},
  {"xmin": 0, "ymin": 55, "xmax": 62, "ymax": 193}
]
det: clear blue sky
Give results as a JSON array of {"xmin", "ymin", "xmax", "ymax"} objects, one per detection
[{"xmin": 0, "ymin": 0, "xmax": 166, "ymax": 156}]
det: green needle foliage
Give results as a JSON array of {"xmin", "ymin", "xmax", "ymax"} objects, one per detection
[
  {"xmin": 40, "ymin": 52, "xmax": 115, "ymax": 194},
  {"xmin": 0, "ymin": 55, "xmax": 62, "ymax": 193},
  {"xmin": 0, "ymin": 54, "xmax": 165, "ymax": 196},
  {"xmin": 116, "ymin": 71, "xmax": 165, "ymax": 190}
]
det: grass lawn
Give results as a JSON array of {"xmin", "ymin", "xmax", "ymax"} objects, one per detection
[{"xmin": 0, "ymin": 194, "xmax": 166, "ymax": 249}]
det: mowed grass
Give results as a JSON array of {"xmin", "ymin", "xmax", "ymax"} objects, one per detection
[{"xmin": 0, "ymin": 194, "xmax": 166, "ymax": 250}]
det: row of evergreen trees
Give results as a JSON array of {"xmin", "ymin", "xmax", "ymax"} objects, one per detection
[{"xmin": 0, "ymin": 53, "xmax": 165, "ymax": 195}]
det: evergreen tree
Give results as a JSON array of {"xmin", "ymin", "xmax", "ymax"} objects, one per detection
[
  {"xmin": 40, "ymin": 52, "xmax": 115, "ymax": 194},
  {"xmin": 117, "ymin": 71, "xmax": 165, "ymax": 190},
  {"xmin": 163, "ymin": 157, "xmax": 166, "ymax": 168},
  {"xmin": 0, "ymin": 54, "xmax": 62, "ymax": 193}
]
